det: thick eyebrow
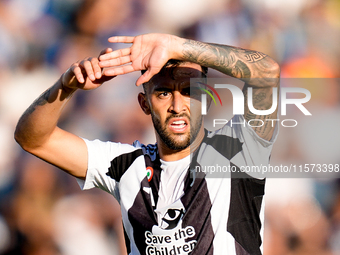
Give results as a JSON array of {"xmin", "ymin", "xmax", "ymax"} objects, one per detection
[
  {"xmin": 180, "ymin": 71, "xmax": 194, "ymax": 76},
  {"xmin": 153, "ymin": 87, "xmax": 173, "ymax": 92},
  {"xmin": 181, "ymin": 87, "xmax": 191, "ymax": 94},
  {"xmin": 175, "ymin": 71, "xmax": 206, "ymax": 79}
]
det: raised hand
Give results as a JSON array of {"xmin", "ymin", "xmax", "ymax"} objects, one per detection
[
  {"xmin": 99, "ymin": 34, "xmax": 182, "ymax": 86},
  {"xmin": 62, "ymin": 48, "xmax": 116, "ymax": 91}
]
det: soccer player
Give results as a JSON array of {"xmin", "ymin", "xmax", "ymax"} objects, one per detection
[{"xmin": 15, "ymin": 33, "xmax": 280, "ymax": 255}]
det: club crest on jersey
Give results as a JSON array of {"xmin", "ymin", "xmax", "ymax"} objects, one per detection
[{"xmin": 146, "ymin": 167, "xmax": 154, "ymax": 182}]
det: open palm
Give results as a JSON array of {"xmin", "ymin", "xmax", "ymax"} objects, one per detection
[{"xmin": 99, "ymin": 34, "xmax": 178, "ymax": 86}]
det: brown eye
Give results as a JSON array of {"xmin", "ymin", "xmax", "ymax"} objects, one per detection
[{"xmin": 159, "ymin": 91, "xmax": 170, "ymax": 98}]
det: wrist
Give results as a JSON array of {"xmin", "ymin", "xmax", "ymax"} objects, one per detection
[
  {"xmin": 169, "ymin": 35, "xmax": 186, "ymax": 61},
  {"xmin": 60, "ymin": 74, "xmax": 77, "ymax": 95}
]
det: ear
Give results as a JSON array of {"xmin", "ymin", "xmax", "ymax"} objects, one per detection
[{"xmin": 138, "ymin": 93, "xmax": 151, "ymax": 115}]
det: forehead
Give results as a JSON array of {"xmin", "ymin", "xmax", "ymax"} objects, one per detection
[{"xmin": 146, "ymin": 62, "xmax": 203, "ymax": 92}]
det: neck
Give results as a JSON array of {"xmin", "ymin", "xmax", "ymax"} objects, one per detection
[{"xmin": 157, "ymin": 126, "xmax": 205, "ymax": 161}]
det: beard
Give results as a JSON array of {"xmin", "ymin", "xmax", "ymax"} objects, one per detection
[{"xmin": 151, "ymin": 112, "xmax": 202, "ymax": 151}]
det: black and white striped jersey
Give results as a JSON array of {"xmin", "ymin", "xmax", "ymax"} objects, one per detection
[{"xmin": 77, "ymin": 115, "xmax": 277, "ymax": 255}]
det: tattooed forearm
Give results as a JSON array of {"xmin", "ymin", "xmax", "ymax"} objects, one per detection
[
  {"xmin": 244, "ymin": 51, "xmax": 267, "ymax": 63},
  {"xmin": 14, "ymin": 78, "xmax": 76, "ymax": 149},
  {"xmin": 244, "ymin": 87, "xmax": 273, "ymax": 109},
  {"xmin": 23, "ymin": 88, "xmax": 51, "ymax": 117},
  {"xmin": 244, "ymin": 110, "xmax": 274, "ymax": 137},
  {"xmin": 182, "ymin": 40, "xmax": 208, "ymax": 65},
  {"xmin": 243, "ymin": 86, "xmax": 278, "ymax": 140},
  {"xmin": 232, "ymin": 60, "xmax": 251, "ymax": 78},
  {"xmin": 182, "ymin": 40, "xmax": 279, "ymax": 82},
  {"xmin": 253, "ymin": 92, "xmax": 267, "ymax": 104},
  {"xmin": 183, "ymin": 40, "xmax": 242, "ymax": 75}
]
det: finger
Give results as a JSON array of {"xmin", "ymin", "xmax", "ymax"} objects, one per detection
[
  {"xmin": 99, "ymin": 47, "xmax": 131, "ymax": 61},
  {"xmin": 83, "ymin": 60, "xmax": 97, "ymax": 81},
  {"xmin": 80, "ymin": 57, "xmax": 102, "ymax": 81},
  {"xmin": 70, "ymin": 65, "xmax": 85, "ymax": 84},
  {"xmin": 98, "ymin": 47, "xmax": 113, "ymax": 58},
  {"xmin": 136, "ymin": 68, "xmax": 160, "ymax": 86},
  {"xmin": 90, "ymin": 58, "xmax": 103, "ymax": 79},
  {"xmin": 99, "ymin": 56, "xmax": 131, "ymax": 68},
  {"xmin": 103, "ymin": 65, "xmax": 136, "ymax": 76},
  {"xmin": 108, "ymin": 36, "xmax": 135, "ymax": 43}
]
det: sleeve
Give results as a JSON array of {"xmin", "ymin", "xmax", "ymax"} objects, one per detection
[
  {"xmin": 224, "ymin": 114, "xmax": 279, "ymax": 178},
  {"xmin": 76, "ymin": 138, "xmax": 140, "ymax": 199}
]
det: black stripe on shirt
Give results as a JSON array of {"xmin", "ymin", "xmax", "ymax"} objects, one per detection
[
  {"xmin": 205, "ymin": 134, "xmax": 243, "ymax": 160},
  {"xmin": 227, "ymin": 166, "xmax": 265, "ymax": 255},
  {"xmin": 106, "ymin": 149, "xmax": 144, "ymax": 182}
]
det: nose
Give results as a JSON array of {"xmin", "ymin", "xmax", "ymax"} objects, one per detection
[{"xmin": 169, "ymin": 91, "xmax": 186, "ymax": 114}]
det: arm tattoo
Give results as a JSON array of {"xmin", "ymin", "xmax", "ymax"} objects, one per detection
[
  {"xmin": 243, "ymin": 87, "xmax": 277, "ymax": 139},
  {"xmin": 181, "ymin": 40, "xmax": 277, "ymax": 82},
  {"xmin": 232, "ymin": 60, "xmax": 251, "ymax": 78},
  {"xmin": 182, "ymin": 40, "xmax": 236, "ymax": 72},
  {"xmin": 23, "ymin": 88, "xmax": 51, "ymax": 116},
  {"xmin": 253, "ymin": 92, "xmax": 267, "ymax": 104},
  {"xmin": 244, "ymin": 51, "xmax": 267, "ymax": 63},
  {"xmin": 182, "ymin": 40, "xmax": 211, "ymax": 65}
]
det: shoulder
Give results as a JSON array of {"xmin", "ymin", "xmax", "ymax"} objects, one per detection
[
  {"xmin": 84, "ymin": 138, "xmax": 159, "ymax": 165},
  {"xmin": 132, "ymin": 140, "xmax": 158, "ymax": 161}
]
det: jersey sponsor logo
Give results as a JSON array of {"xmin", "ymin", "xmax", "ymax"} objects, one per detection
[
  {"xmin": 145, "ymin": 201, "xmax": 197, "ymax": 254},
  {"xmin": 145, "ymin": 226, "xmax": 196, "ymax": 255}
]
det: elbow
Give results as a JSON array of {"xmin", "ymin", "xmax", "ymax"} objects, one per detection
[
  {"xmin": 14, "ymin": 124, "xmax": 53, "ymax": 155},
  {"xmin": 264, "ymin": 58, "xmax": 280, "ymax": 79},
  {"xmin": 14, "ymin": 127, "xmax": 27, "ymax": 151},
  {"xmin": 270, "ymin": 62, "xmax": 280, "ymax": 88},
  {"xmin": 14, "ymin": 126, "xmax": 22, "ymax": 146},
  {"xmin": 257, "ymin": 59, "xmax": 280, "ymax": 87},
  {"xmin": 270, "ymin": 61, "xmax": 281, "ymax": 78},
  {"xmin": 14, "ymin": 126, "xmax": 34, "ymax": 153},
  {"xmin": 14, "ymin": 135, "xmax": 38, "ymax": 155}
]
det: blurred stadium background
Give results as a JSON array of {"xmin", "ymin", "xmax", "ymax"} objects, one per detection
[{"xmin": 0, "ymin": 0, "xmax": 339, "ymax": 254}]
